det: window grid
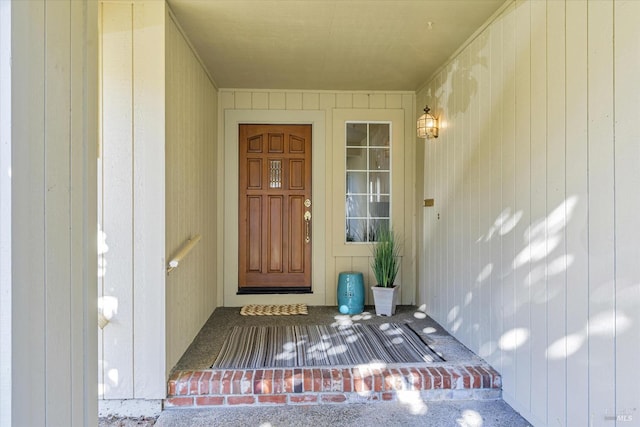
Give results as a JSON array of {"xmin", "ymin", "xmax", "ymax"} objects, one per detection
[{"xmin": 345, "ymin": 122, "xmax": 391, "ymax": 243}]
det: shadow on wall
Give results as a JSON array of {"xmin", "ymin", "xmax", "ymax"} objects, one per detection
[
  {"xmin": 423, "ymin": 31, "xmax": 488, "ymax": 119},
  {"xmin": 421, "ymin": 10, "xmax": 636, "ymax": 388}
]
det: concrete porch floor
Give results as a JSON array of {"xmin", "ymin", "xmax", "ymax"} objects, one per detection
[
  {"xmin": 155, "ymin": 305, "xmax": 532, "ymax": 425},
  {"xmin": 171, "ymin": 305, "xmax": 485, "ymax": 371},
  {"xmin": 100, "ymin": 305, "xmax": 531, "ymax": 426}
]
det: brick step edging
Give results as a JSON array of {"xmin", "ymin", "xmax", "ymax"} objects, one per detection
[{"xmin": 166, "ymin": 365, "xmax": 501, "ymax": 408}]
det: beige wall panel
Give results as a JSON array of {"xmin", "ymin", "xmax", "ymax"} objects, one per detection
[
  {"xmin": 417, "ymin": 0, "xmax": 640, "ymax": 425},
  {"xmin": 352, "ymin": 93, "xmax": 369, "ymax": 109},
  {"xmin": 469, "ymin": 34, "xmax": 483, "ymax": 353},
  {"xmin": 44, "ymin": 2, "xmax": 72, "ymax": 423},
  {"xmin": 527, "ymin": 1, "xmax": 547, "ymax": 423},
  {"xmin": 269, "ymin": 92, "xmax": 286, "ymax": 109},
  {"xmin": 302, "ymin": 92, "xmax": 320, "ymax": 110},
  {"xmin": 499, "ymin": 1, "xmax": 516, "ymax": 400},
  {"xmin": 132, "ymin": 1, "xmax": 167, "ymax": 399},
  {"xmin": 402, "ymin": 96, "xmax": 415, "ymax": 307},
  {"xmin": 10, "ymin": 0, "xmax": 98, "ymax": 424},
  {"xmin": 369, "ymin": 93, "xmax": 385, "ymax": 109},
  {"xmin": 11, "ymin": 0, "xmax": 47, "ymax": 418},
  {"xmin": 165, "ymin": 11, "xmax": 218, "ymax": 376},
  {"xmin": 235, "ymin": 91, "xmax": 252, "ymax": 109},
  {"xmin": 219, "ymin": 90, "xmax": 235, "ymax": 110},
  {"xmin": 100, "ymin": 2, "xmax": 134, "ymax": 399},
  {"xmin": 319, "ymin": 93, "xmax": 336, "ymax": 110},
  {"xmin": 100, "ymin": 0, "xmax": 170, "ymax": 401},
  {"xmin": 385, "ymin": 94, "xmax": 402, "ymax": 109},
  {"xmin": 335, "ymin": 93, "xmax": 353, "ymax": 108},
  {"xmin": 512, "ymin": 0, "xmax": 532, "ymax": 411},
  {"xmin": 614, "ymin": 0, "xmax": 640, "ymax": 418},
  {"xmin": 487, "ymin": 13, "xmax": 504, "ymax": 376},
  {"xmin": 545, "ymin": 1, "xmax": 567, "ymax": 423},
  {"xmin": 564, "ymin": 1, "xmax": 589, "ymax": 424},
  {"xmin": 587, "ymin": 0, "xmax": 616, "ymax": 420},
  {"xmin": 286, "ymin": 92, "xmax": 303, "ymax": 110},
  {"xmin": 252, "ymin": 92, "xmax": 268, "ymax": 109}
]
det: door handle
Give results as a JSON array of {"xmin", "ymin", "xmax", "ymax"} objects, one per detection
[{"xmin": 304, "ymin": 211, "xmax": 311, "ymax": 243}]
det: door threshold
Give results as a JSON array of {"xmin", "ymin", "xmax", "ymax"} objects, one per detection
[{"xmin": 237, "ymin": 287, "xmax": 312, "ymax": 295}]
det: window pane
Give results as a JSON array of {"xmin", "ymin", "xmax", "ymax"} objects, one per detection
[
  {"xmin": 346, "ymin": 195, "xmax": 367, "ymax": 218},
  {"xmin": 346, "ymin": 148, "xmax": 367, "ymax": 170},
  {"xmin": 346, "ymin": 219, "xmax": 367, "ymax": 242},
  {"xmin": 369, "ymin": 197, "xmax": 390, "ymax": 218},
  {"xmin": 370, "ymin": 219, "xmax": 390, "ymax": 241},
  {"xmin": 346, "ymin": 123, "xmax": 367, "ymax": 146},
  {"xmin": 369, "ymin": 148, "xmax": 389, "ymax": 170},
  {"xmin": 346, "ymin": 172, "xmax": 367, "ymax": 194},
  {"xmin": 368, "ymin": 172, "xmax": 390, "ymax": 195},
  {"xmin": 369, "ymin": 123, "xmax": 390, "ymax": 146}
]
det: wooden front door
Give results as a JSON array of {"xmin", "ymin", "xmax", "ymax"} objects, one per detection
[{"xmin": 238, "ymin": 124, "xmax": 312, "ymax": 293}]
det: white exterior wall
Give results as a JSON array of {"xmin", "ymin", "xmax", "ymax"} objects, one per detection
[
  {"xmin": 165, "ymin": 10, "xmax": 219, "ymax": 374},
  {"xmin": 99, "ymin": 0, "xmax": 166, "ymax": 401},
  {"xmin": 1, "ymin": 0, "xmax": 98, "ymax": 425},
  {"xmin": 218, "ymin": 90, "xmax": 417, "ymax": 308},
  {"xmin": 417, "ymin": 1, "xmax": 640, "ymax": 425}
]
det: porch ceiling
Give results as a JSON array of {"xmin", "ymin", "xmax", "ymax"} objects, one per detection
[{"xmin": 166, "ymin": 0, "xmax": 505, "ymax": 91}]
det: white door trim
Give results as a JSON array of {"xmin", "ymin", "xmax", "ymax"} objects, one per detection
[{"xmin": 223, "ymin": 109, "xmax": 327, "ymax": 307}]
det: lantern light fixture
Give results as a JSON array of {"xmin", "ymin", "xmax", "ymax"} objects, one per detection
[{"xmin": 417, "ymin": 105, "xmax": 439, "ymax": 139}]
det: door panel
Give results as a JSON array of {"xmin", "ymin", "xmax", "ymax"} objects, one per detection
[
  {"xmin": 289, "ymin": 195, "xmax": 304, "ymax": 273},
  {"xmin": 268, "ymin": 195, "xmax": 283, "ymax": 273},
  {"xmin": 247, "ymin": 196, "xmax": 262, "ymax": 272},
  {"xmin": 238, "ymin": 124, "xmax": 312, "ymax": 292}
]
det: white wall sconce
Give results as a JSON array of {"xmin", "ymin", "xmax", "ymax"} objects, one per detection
[{"xmin": 417, "ymin": 105, "xmax": 439, "ymax": 139}]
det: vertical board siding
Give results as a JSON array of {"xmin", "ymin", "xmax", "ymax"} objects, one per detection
[
  {"xmin": 99, "ymin": 0, "xmax": 168, "ymax": 400},
  {"xmin": 100, "ymin": 2, "xmax": 134, "ymax": 399},
  {"xmin": 614, "ymin": 0, "xmax": 640, "ymax": 420},
  {"xmin": 132, "ymin": 1, "xmax": 166, "ymax": 398},
  {"xmin": 44, "ymin": 1, "xmax": 72, "ymax": 423},
  {"xmin": 587, "ymin": 1, "xmax": 616, "ymax": 423},
  {"xmin": 528, "ymin": 1, "xmax": 547, "ymax": 422},
  {"xmin": 10, "ymin": 0, "xmax": 98, "ymax": 425},
  {"xmin": 545, "ymin": 2, "xmax": 572, "ymax": 424},
  {"xmin": 165, "ymin": 11, "xmax": 218, "ymax": 374},
  {"xmin": 512, "ymin": 0, "xmax": 532, "ymax": 410},
  {"xmin": 12, "ymin": 1, "xmax": 47, "ymax": 423},
  {"xmin": 564, "ymin": 1, "xmax": 589, "ymax": 424},
  {"xmin": 545, "ymin": 2, "xmax": 567, "ymax": 425},
  {"xmin": 417, "ymin": 0, "xmax": 640, "ymax": 425},
  {"xmin": 500, "ymin": 3, "xmax": 516, "ymax": 398},
  {"xmin": 0, "ymin": 2, "xmax": 11, "ymax": 425}
]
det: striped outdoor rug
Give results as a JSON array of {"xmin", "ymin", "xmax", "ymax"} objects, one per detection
[{"xmin": 211, "ymin": 323, "xmax": 444, "ymax": 369}]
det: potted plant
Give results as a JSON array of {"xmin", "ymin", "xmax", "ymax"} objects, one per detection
[{"xmin": 370, "ymin": 226, "xmax": 400, "ymax": 316}]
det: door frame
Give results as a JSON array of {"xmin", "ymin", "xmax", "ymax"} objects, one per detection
[{"xmin": 223, "ymin": 109, "xmax": 327, "ymax": 307}]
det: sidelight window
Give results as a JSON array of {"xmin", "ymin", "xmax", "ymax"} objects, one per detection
[{"xmin": 345, "ymin": 122, "xmax": 391, "ymax": 243}]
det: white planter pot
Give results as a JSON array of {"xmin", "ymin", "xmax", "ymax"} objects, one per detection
[{"xmin": 371, "ymin": 285, "xmax": 399, "ymax": 316}]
